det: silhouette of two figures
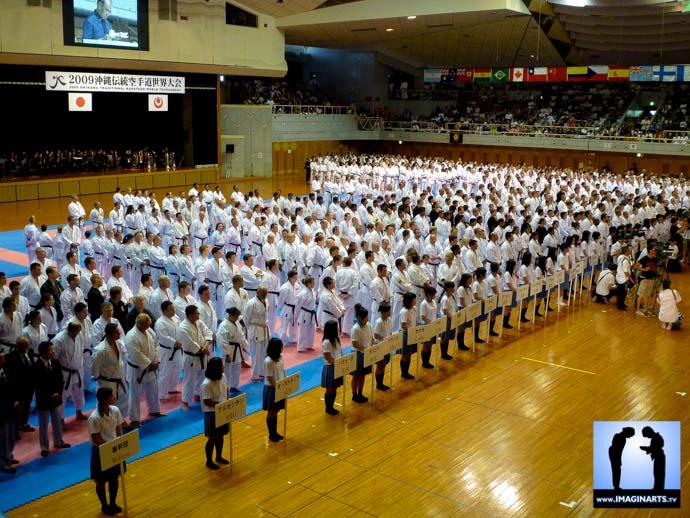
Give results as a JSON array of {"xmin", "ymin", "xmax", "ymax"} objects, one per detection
[{"xmin": 608, "ymin": 426, "xmax": 665, "ymax": 491}]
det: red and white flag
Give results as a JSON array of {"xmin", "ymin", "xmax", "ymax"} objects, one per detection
[
  {"xmin": 148, "ymin": 94, "xmax": 168, "ymax": 111},
  {"xmin": 68, "ymin": 92, "xmax": 92, "ymax": 111}
]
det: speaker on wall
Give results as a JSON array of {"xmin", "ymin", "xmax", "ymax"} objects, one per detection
[{"xmin": 226, "ymin": 144, "xmax": 235, "ymax": 153}]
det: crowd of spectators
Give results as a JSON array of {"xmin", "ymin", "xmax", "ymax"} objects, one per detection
[
  {"xmin": 376, "ymin": 82, "xmax": 690, "ymax": 141},
  {"xmin": 0, "ymin": 147, "xmax": 178, "ymax": 179},
  {"xmin": 227, "ymin": 77, "xmax": 339, "ymax": 108}
]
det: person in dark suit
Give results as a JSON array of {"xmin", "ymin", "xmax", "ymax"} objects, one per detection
[
  {"xmin": 5, "ymin": 336, "xmax": 35, "ymax": 435},
  {"xmin": 33, "ymin": 341, "xmax": 70, "ymax": 457},
  {"xmin": 109, "ymin": 287, "xmax": 128, "ymax": 331},
  {"xmin": 88, "ymin": 274, "xmax": 106, "ymax": 322},
  {"xmin": 608, "ymin": 426, "xmax": 635, "ymax": 490},
  {"xmin": 304, "ymin": 157, "xmax": 312, "ymax": 183},
  {"xmin": 124, "ymin": 294, "xmax": 155, "ymax": 333},
  {"xmin": 0, "ymin": 350, "xmax": 20, "ymax": 473},
  {"xmin": 40, "ymin": 266, "xmax": 64, "ymax": 322}
]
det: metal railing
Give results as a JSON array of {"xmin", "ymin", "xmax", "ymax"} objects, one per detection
[{"xmin": 271, "ymin": 104, "xmax": 355, "ymax": 115}]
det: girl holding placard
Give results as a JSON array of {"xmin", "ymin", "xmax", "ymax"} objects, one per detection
[
  {"xmin": 398, "ymin": 292, "xmax": 417, "ymax": 380},
  {"xmin": 438, "ymin": 282, "xmax": 455, "ymax": 360},
  {"xmin": 373, "ymin": 303, "xmax": 392, "ymax": 390},
  {"xmin": 350, "ymin": 305, "xmax": 373, "ymax": 403},
  {"xmin": 320, "ymin": 320, "xmax": 343, "ymax": 415},
  {"xmin": 456, "ymin": 273, "xmax": 474, "ymax": 349},
  {"xmin": 263, "ymin": 338, "xmax": 285, "ymax": 442},
  {"xmin": 419, "ymin": 286, "xmax": 438, "ymax": 369},
  {"xmin": 201, "ymin": 357, "xmax": 229, "ymax": 470}
]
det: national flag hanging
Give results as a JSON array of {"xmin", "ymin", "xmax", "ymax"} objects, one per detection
[
  {"xmin": 653, "ymin": 66, "xmax": 677, "ymax": 82},
  {"xmin": 473, "ymin": 68, "xmax": 492, "ymax": 82},
  {"xmin": 455, "ymin": 68, "xmax": 474, "ymax": 83},
  {"xmin": 630, "ymin": 66, "xmax": 654, "ymax": 82},
  {"xmin": 423, "ymin": 69, "xmax": 442, "ymax": 83},
  {"xmin": 548, "ymin": 66, "xmax": 567, "ymax": 82},
  {"xmin": 588, "ymin": 66, "xmax": 608, "ymax": 81},
  {"xmin": 492, "ymin": 67, "xmax": 509, "ymax": 83},
  {"xmin": 608, "ymin": 66, "xmax": 630, "ymax": 80},
  {"xmin": 68, "ymin": 92, "xmax": 92, "ymax": 111},
  {"xmin": 440, "ymin": 68, "xmax": 457, "ymax": 84},
  {"xmin": 678, "ymin": 65, "xmax": 690, "ymax": 82},
  {"xmin": 510, "ymin": 67, "xmax": 525, "ymax": 82},
  {"xmin": 527, "ymin": 67, "xmax": 548, "ymax": 82},
  {"xmin": 567, "ymin": 66, "xmax": 589, "ymax": 82}
]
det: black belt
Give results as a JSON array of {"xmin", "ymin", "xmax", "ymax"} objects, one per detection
[
  {"xmin": 95, "ymin": 251, "xmax": 104, "ymax": 256},
  {"xmin": 251, "ymin": 241, "xmax": 264, "ymax": 254},
  {"xmin": 150, "ymin": 264, "xmax": 165, "ymax": 270},
  {"xmin": 169, "ymin": 272, "xmax": 179, "ymax": 277},
  {"xmin": 183, "ymin": 350, "xmax": 206, "ymax": 369},
  {"xmin": 284, "ymin": 303, "xmax": 297, "ymax": 325},
  {"xmin": 97, "ymin": 375, "xmax": 126, "ymax": 395},
  {"xmin": 300, "ymin": 307, "xmax": 317, "ymax": 323},
  {"xmin": 84, "ymin": 348, "xmax": 92, "ymax": 356},
  {"xmin": 193, "ymin": 235, "xmax": 207, "ymax": 243},
  {"xmin": 268, "ymin": 291, "xmax": 279, "ymax": 296},
  {"xmin": 61, "ymin": 366, "xmax": 82, "ymax": 390},
  {"xmin": 246, "ymin": 287, "xmax": 257, "ymax": 292},
  {"xmin": 227, "ymin": 341, "xmax": 244, "ymax": 363},
  {"xmin": 42, "ymin": 245, "xmax": 53, "ymax": 249},
  {"xmin": 206, "ymin": 279, "xmax": 223, "ymax": 286},
  {"xmin": 159, "ymin": 343, "xmax": 180, "ymax": 361},
  {"xmin": 310, "ymin": 264, "xmax": 325, "ymax": 270},
  {"xmin": 229, "ymin": 242, "xmax": 241, "ymax": 252},
  {"xmin": 126, "ymin": 361, "xmax": 151, "ymax": 384}
]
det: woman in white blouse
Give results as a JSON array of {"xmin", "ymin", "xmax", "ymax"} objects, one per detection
[
  {"xmin": 39, "ymin": 293, "xmax": 59, "ymax": 338},
  {"xmin": 22, "ymin": 310, "xmax": 48, "ymax": 355}
]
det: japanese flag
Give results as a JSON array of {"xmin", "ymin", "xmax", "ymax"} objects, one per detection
[
  {"xmin": 148, "ymin": 94, "xmax": 168, "ymax": 111},
  {"xmin": 68, "ymin": 92, "xmax": 92, "ymax": 111}
]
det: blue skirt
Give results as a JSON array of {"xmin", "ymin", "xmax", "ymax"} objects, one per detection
[
  {"xmin": 320, "ymin": 364, "xmax": 343, "ymax": 389},
  {"xmin": 262, "ymin": 385, "xmax": 285, "ymax": 412},
  {"xmin": 560, "ymin": 273, "xmax": 570, "ymax": 290},
  {"xmin": 352, "ymin": 350, "xmax": 372, "ymax": 376},
  {"xmin": 204, "ymin": 411, "xmax": 229, "ymax": 437}
]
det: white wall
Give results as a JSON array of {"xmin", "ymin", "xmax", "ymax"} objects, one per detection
[{"xmin": 1, "ymin": 0, "xmax": 286, "ymax": 75}]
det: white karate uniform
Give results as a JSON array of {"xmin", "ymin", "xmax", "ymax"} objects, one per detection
[{"xmin": 124, "ymin": 326, "xmax": 161, "ymax": 422}]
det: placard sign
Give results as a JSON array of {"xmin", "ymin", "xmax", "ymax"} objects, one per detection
[
  {"xmin": 383, "ymin": 333, "xmax": 403, "ymax": 355},
  {"xmin": 334, "ymin": 353, "xmax": 357, "ymax": 378},
  {"xmin": 530, "ymin": 280, "xmax": 543, "ymax": 297},
  {"xmin": 274, "ymin": 372, "xmax": 300, "ymax": 402},
  {"xmin": 362, "ymin": 346, "xmax": 378, "ymax": 367},
  {"xmin": 516, "ymin": 284, "xmax": 530, "ymax": 301},
  {"xmin": 484, "ymin": 296, "xmax": 498, "ymax": 313},
  {"xmin": 545, "ymin": 276, "xmax": 558, "ymax": 290},
  {"xmin": 450, "ymin": 308, "xmax": 466, "ymax": 328},
  {"xmin": 99, "ymin": 430, "xmax": 140, "ymax": 471},
  {"xmin": 498, "ymin": 291, "xmax": 513, "ymax": 308},
  {"xmin": 428, "ymin": 318, "xmax": 446, "ymax": 338},
  {"xmin": 555, "ymin": 270, "xmax": 566, "ymax": 285},
  {"xmin": 406, "ymin": 325, "xmax": 423, "ymax": 345},
  {"xmin": 215, "ymin": 394, "xmax": 247, "ymax": 427},
  {"xmin": 466, "ymin": 302, "xmax": 482, "ymax": 321}
]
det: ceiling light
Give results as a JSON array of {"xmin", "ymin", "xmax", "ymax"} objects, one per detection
[
  {"xmin": 570, "ymin": 0, "xmax": 587, "ymax": 6},
  {"xmin": 386, "ymin": 28, "xmax": 394, "ymax": 32},
  {"xmin": 407, "ymin": 16, "xmax": 416, "ymax": 20}
]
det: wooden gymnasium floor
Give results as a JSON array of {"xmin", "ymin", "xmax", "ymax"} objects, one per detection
[
  {"xmin": 8, "ymin": 274, "xmax": 690, "ymax": 517},
  {"xmin": 2, "ymin": 175, "xmax": 689, "ymax": 517}
]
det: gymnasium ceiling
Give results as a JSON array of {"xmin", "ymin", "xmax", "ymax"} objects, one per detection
[{"xmin": 235, "ymin": 0, "xmax": 690, "ymax": 68}]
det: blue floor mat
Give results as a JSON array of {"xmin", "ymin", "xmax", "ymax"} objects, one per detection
[
  {"xmin": 0, "ymin": 259, "xmax": 27, "ymax": 279},
  {"xmin": 0, "ymin": 354, "xmax": 328, "ymax": 512}
]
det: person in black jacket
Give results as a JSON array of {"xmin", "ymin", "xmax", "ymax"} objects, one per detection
[
  {"xmin": 0, "ymin": 351, "xmax": 19, "ymax": 473},
  {"xmin": 109, "ymin": 287, "xmax": 128, "ymax": 331},
  {"xmin": 40, "ymin": 266, "xmax": 64, "ymax": 322},
  {"xmin": 88, "ymin": 274, "xmax": 105, "ymax": 322},
  {"xmin": 33, "ymin": 341, "xmax": 71, "ymax": 457},
  {"xmin": 5, "ymin": 336, "xmax": 35, "ymax": 435}
]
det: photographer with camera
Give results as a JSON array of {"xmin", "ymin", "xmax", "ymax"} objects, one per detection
[
  {"xmin": 615, "ymin": 244, "xmax": 633, "ymax": 311},
  {"xmin": 635, "ymin": 245, "xmax": 659, "ymax": 317}
]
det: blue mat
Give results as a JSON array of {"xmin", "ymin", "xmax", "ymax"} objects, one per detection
[
  {"xmin": 0, "ymin": 259, "xmax": 27, "ymax": 279},
  {"xmin": 0, "ymin": 354, "xmax": 329, "ymax": 512}
]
